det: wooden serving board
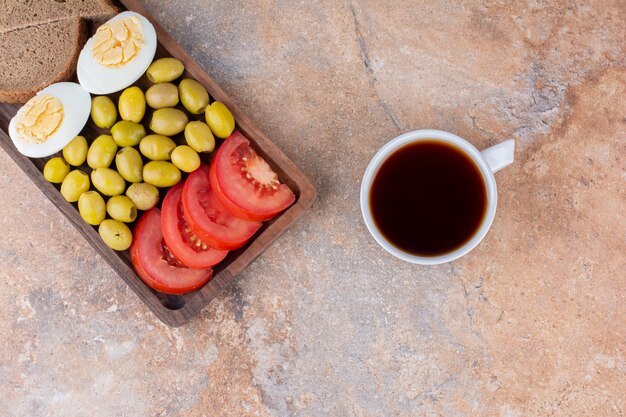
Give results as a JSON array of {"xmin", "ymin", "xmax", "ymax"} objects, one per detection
[{"xmin": 0, "ymin": 0, "xmax": 315, "ymax": 327}]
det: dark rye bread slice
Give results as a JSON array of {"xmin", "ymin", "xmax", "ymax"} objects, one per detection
[
  {"xmin": 0, "ymin": 17, "xmax": 86, "ymax": 103},
  {"xmin": 0, "ymin": 0, "xmax": 117, "ymax": 33}
]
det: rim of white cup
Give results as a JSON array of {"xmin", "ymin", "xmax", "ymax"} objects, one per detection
[{"xmin": 359, "ymin": 129, "xmax": 498, "ymax": 265}]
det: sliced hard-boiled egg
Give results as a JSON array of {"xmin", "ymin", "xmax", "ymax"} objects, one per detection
[
  {"xmin": 77, "ymin": 11, "xmax": 157, "ymax": 94},
  {"xmin": 8, "ymin": 82, "xmax": 91, "ymax": 158}
]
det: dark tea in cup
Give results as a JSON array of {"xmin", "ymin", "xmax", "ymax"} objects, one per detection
[
  {"xmin": 369, "ymin": 141, "xmax": 487, "ymax": 256},
  {"xmin": 361, "ymin": 129, "xmax": 513, "ymax": 265}
]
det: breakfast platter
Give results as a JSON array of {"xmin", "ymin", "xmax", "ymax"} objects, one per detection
[{"xmin": 0, "ymin": 0, "xmax": 316, "ymax": 327}]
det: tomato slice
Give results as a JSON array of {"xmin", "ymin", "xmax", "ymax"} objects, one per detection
[
  {"xmin": 209, "ymin": 161, "xmax": 253, "ymax": 220},
  {"xmin": 182, "ymin": 165, "xmax": 261, "ymax": 250},
  {"xmin": 131, "ymin": 208, "xmax": 213, "ymax": 295},
  {"xmin": 213, "ymin": 131, "xmax": 295, "ymax": 221},
  {"xmin": 162, "ymin": 183, "xmax": 228, "ymax": 269},
  {"xmin": 130, "ymin": 240, "xmax": 156, "ymax": 290}
]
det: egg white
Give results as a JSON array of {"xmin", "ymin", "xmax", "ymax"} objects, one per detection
[
  {"xmin": 77, "ymin": 11, "xmax": 157, "ymax": 94},
  {"xmin": 8, "ymin": 82, "xmax": 91, "ymax": 158}
]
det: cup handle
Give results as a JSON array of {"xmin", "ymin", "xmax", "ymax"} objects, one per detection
[{"xmin": 481, "ymin": 139, "xmax": 515, "ymax": 173}]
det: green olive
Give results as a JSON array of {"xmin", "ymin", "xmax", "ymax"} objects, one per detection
[
  {"xmin": 184, "ymin": 121, "xmax": 215, "ymax": 153},
  {"xmin": 43, "ymin": 157, "xmax": 70, "ymax": 183},
  {"xmin": 91, "ymin": 167, "xmax": 126, "ymax": 197},
  {"xmin": 87, "ymin": 135, "xmax": 117, "ymax": 169},
  {"xmin": 118, "ymin": 86, "xmax": 146, "ymax": 123},
  {"xmin": 139, "ymin": 134, "xmax": 176, "ymax": 161},
  {"xmin": 78, "ymin": 191, "xmax": 106, "ymax": 225},
  {"xmin": 63, "ymin": 135, "xmax": 88, "ymax": 166},
  {"xmin": 171, "ymin": 145, "xmax": 200, "ymax": 173},
  {"xmin": 143, "ymin": 161, "xmax": 181, "ymax": 188},
  {"xmin": 178, "ymin": 78, "xmax": 209, "ymax": 114},
  {"xmin": 126, "ymin": 182, "xmax": 160, "ymax": 210},
  {"xmin": 115, "ymin": 147, "xmax": 143, "ymax": 183},
  {"xmin": 205, "ymin": 101, "xmax": 235, "ymax": 138},
  {"xmin": 149, "ymin": 108, "xmax": 188, "ymax": 136},
  {"xmin": 146, "ymin": 57, "xmax": 185, "ymax": 83},
  {"xmin": 60, "ymin": 170, "xmax": 90, "ymax": 202},
  {"xmin": 106, "ymin": 195, "xmax": 137, "ymax": 223},
  {"xmin": 91, "ymin": 96, "xmax": 117, "ymax": 128},
  {"xmin": 111, "ymin": 120, "xmax": 146, "ymax": 147},
  {"xmin": 145, "ymin": 83, "xmax": 179, "ymax": 109},
  {"xmin": 99, "ymin": 219, "xmax": 132, "ymax": 251}
]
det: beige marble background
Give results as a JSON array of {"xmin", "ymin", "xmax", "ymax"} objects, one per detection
[{"xmin": 1, "ymin": 1, "xmax": 624, "ymax": 416}]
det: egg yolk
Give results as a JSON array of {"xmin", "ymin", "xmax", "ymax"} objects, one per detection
[
  {"xmin": 16, "ymin": 95, "xmax": 64, "ymax": 144},
  {"xmin": 92, "ymin": 16, "xmax": 143, "ymax": 68}
]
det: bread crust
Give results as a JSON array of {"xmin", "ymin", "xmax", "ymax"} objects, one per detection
[
  {"xmin": 0, "ymin": 18, "xmax": 87, "ymax": 104},
  {"xmin": 0, "ymin": 0, "xmax": 117, "ymax": 33}
]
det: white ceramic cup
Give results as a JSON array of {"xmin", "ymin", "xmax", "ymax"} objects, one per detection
[{"xmin": 360, "ymin": 129, "xmax": 515, "ymax": 265}]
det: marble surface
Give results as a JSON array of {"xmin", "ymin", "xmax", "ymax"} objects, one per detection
[{"xmin": 1, "ymin": 1, "xmax": 624, "ymax": 416}]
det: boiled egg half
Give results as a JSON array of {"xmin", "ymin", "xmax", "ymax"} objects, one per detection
[
  {"xmin": 77, "ymin": 11, "xmax": 157, "ymax": 94},
  {"xmin": 8, "ymin": 82, "xmax": 91, "ymax": 158}
]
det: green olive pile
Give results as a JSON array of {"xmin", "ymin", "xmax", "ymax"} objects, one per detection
[{"xmin": 42, "ymin": 57, "xmax": 236, "ymax": 251}]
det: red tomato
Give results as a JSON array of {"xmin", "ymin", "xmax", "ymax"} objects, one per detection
[
  {"xmin": 182, "ymin": 165, "xmax": 261, "ymax": 250},
  {"xmin": 209, "ymin": 161, "xmax": 252, "ymax": 220},
  {"xmin": 212, "ymin": 131, "xmax": 295, "ymax": 221},
  {"xmin": 162, "ymin": 183, "xmax": 228, "ymax": 269},
  {"xmin": 129, "ymin": 240, "xmax": 156, "ymax": 290},
  {"xmin": 131, "ymin": 208, "xmax": 213, "ymax": 295}
]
